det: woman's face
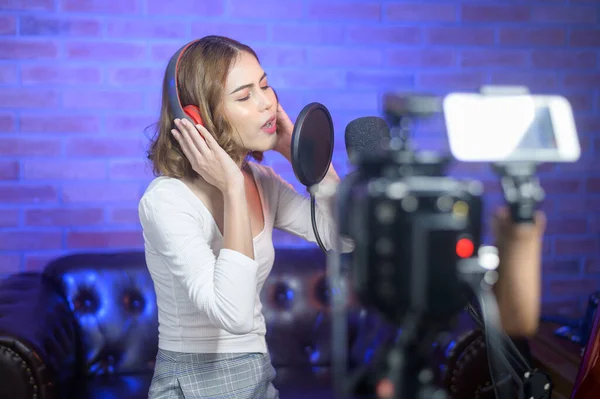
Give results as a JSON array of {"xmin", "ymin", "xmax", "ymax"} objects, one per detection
[{"xmin": 222, "ymin": 51, "xmax": 278, "ymax": 156}]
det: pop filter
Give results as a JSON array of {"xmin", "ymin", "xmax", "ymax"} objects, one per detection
[
  {"xmin": 289, "ymin": 102, "xmax": 335, "ymax": 254},
  {"xmin": 290, "ymin": 102, "xmax": 334, "ymax": 187}
]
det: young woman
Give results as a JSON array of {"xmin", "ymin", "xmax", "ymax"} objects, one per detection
[{"xmin": 138, "ymin": 36, "xmax": 344, "ymax": 398}]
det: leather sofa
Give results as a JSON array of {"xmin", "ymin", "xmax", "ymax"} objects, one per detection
[{"xmin": 0, "ymin": 247, "xmax": 520, "ymax": 399}]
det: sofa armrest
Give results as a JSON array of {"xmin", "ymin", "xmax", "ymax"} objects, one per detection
[{"xmin": 0, "ymin": 273, "xmax": 78, "ymax": 399}]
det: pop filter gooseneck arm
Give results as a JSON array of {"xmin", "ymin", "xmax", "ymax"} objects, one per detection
[
  {"xmin": 290, "ymin": 103, "xmax": 335, "ymax": 255},
  {"xmin": 310, "ymin": 193, "xmax": 327, "ymax": 253}
]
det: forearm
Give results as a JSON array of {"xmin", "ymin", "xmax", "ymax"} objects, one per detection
[
  {"xmin": 495, "ymin": 252, "xmax": 541, "ymax": 336},
  {"xmin": 317, "ymin": 164, "xmax": 341, "ymax": 216},
  {"xmin": 222, "ymin": 185, "xmax": 254, "ymax": 260},
  {"xmin": 277, "ymin": 139, "xmax": 356, "ymax": 250},
  {"xmin": 493, "ymin": 214, "xmax": 545, "ymax": 337},
  {"xmin": 280, "ymin": 143, "xmax": 340, "ymax": 184},
  {"xmin": 280, "ymin": 141, "xmax": 340, "ymax": 210}
]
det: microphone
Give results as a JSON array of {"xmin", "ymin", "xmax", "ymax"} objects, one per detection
[
  {"xmin": 344, "ymin": 116, "xmax": 391, "ymax": 165},
  {"xmin": 337, "ymin": 116, "xmax": 391, "ymax": 238}
]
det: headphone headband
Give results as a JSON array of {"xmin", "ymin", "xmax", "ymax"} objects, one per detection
[{"xmin": 166, "ymin": 40, "xmax": 200, "ymax": 123}]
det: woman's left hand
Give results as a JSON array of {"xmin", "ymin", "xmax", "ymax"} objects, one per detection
[{"xmin": 273, "ymin": 103, "xmax": 294, "ymax": 160}]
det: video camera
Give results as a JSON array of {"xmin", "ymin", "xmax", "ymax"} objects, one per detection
[{"xmin": 326, "ymin": 86, "xmax": 581, "ymax": 399}]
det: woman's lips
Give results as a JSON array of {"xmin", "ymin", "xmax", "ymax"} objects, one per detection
[{"xmin": 261, "ymin": 116, "xmax": 277, "ymax": 134}]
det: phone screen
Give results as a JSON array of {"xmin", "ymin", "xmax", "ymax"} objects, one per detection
[{"xmin": 516, "ymin": 105, "xmax": 557, "ymax": 150}]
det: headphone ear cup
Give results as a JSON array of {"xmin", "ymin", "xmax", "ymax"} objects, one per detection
[{"xmin": 183, "ymin": 105, "xmax": 204, "ymax": 127}]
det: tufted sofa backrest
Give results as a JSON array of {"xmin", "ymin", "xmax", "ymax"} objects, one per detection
[
  {"xmin": 43, "ymin": 251, "xmax": 157, "ymax": 376},
  {"xmin": 42, "ymin": 247, "xmax": 358, "ymax": 376}
]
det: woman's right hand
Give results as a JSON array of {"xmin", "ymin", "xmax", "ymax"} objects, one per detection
[{"xmin": 172, "ymin": 118, "xmax": 243, "ymax": 193}]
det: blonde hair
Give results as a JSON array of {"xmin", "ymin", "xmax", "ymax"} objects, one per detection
[{"xmin": 147, "ymin": 36, "xmax": 264, "ymax": 179}]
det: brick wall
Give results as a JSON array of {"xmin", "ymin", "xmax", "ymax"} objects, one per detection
[{"xmin": 0, "ymin": 0, "xmax": 598, "ymax": 317}]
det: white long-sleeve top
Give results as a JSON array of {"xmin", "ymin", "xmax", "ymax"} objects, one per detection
[{"xmin": 138, "ymin": 162, "xmax": 343, "ymax": 354}]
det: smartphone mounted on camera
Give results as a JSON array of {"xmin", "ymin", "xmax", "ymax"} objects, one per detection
[{"xmin": 443, "ymin": 92, "xmax": 581, "ymax": 163}]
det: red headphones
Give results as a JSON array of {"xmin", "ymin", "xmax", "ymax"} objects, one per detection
[{"xmin": 166, "ymin": 40, "xmax": 204, "ymax": 127}]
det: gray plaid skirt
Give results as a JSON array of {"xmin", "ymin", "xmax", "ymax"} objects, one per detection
[{"xmin": 148, "ymin": 349, "xmax": 279, "ymax": 399}]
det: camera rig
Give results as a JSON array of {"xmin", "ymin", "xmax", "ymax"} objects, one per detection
[{"xmin": 327, "ymin": 86, "xmax": 553, "ymax": 399}]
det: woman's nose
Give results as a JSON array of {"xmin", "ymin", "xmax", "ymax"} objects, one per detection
[{"xmin": 257, "ymin": 89, "xmax": 274, "ymax": 111}]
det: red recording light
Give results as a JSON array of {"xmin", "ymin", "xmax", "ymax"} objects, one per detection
[{"xmin": 456, "ymin": 237, "xmax": 474, "ymax": 258}]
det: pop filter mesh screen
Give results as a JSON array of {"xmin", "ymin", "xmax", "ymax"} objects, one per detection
[{"xmin": 298, "ymin": 108, "xmax": 332, "ymax": 184}]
